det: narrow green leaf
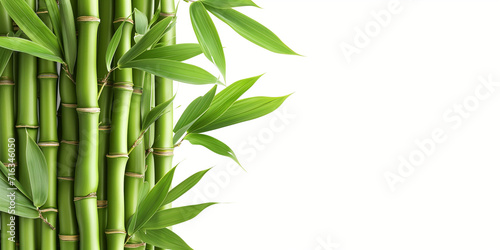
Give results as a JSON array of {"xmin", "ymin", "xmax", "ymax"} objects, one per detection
[
  {"xmin": 0, "ymin": 161, "xmax": 32, "ymax": 201},
  {"xmin": 135, "ymin": 43, "xmax": 203, "ymax": 61},
  {"xmin": 127, "ymin": 180, "xmax": 150, "ymax": 234},
  {"xmin": 163, "ymin": 168, "xmax": 211, "ymax": 206},
  {"xmin": 24, "ymin": 129, "xmax": 49, "ymax": 208},
  {"xmin": 121, "ymin": 59, "xmax": 220, "ymax": 85},
  {"xmin": 0, "ymin": 0, "xmax": 61, "ymax": 56},
  {"xmin": 59, "ymin": 0, "xmax": 77, "ymax": 72},
  {"xmin": 201, "ymin": 0, "xmax": 259, "ymax": 9},
  {"xmin": 106, "ymin": 21, "xmax": 125, "ymax": 71},
  {"xmin": 0, "ymin": 47, "xmax": 12, "ymax": 76},
  {"xmin": 0, "ymin": 177, "xmax": 39, "ymax": 218},
  {"xmin": 135, "ymin": 8, "xmax": 149, "ymax": 35},
  {"xmin": 118, "ymin": 16, "xmax": 174, "ymax": 65},
  {"xmin": 141, "ymin": 73, "xmax": 153, "ymax": 122},
  {"xmin": 136, "ymin": 228, "xmax": 192, "ymax": 250},
  {"xmin": 173, "ymin": 85, "xmax": 217, "ymax": 143},
  {"xmin": 0, "ymin": 37, "xmax": 64, "ymax": 63},
  {"xmin": 185, "ymin": 134, "xmax": 240, "ymax": 165},
  {"xmin": 144, "ymin": 203, "xmax": 216, "ymax": 230},
  {"xmin": 141, "ymin": 94, "xmax": 175, "ymax": 133},
  {"xmin": 190, "ymin": 2, "xmax": 226, "ymax": 79},
  {"xmin": 206, "ymin": 6, "xmax": 299, "ymax": 55},
  {"xmin": 44, "ymin": 0, "xmax": 62, "ymax": 44},
  {"xmin": 195, "ymin": 95, "xmax": 291, "ymax": 133},
  {"xmin": 130, "ymin": 166, "xmax": 177, "ymax": 234},
  {"xmin": 189, "ymin": 75, "xmax": 262, "ymax": 132}
]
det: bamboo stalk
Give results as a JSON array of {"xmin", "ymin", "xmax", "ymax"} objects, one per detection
[
  {"xmin": 74, "ymin": 0, "xmax": 101, "ymax": 248},
  {"xmin": 0, "ymin": 2, "xmax": 16, "ymax": 249},
  {"xmin": 144, "ymin": 75, "xmax": 155, "ymax": 250},
  {"xmin": 97, "ymin": 0, "xmax": 114, "ymax": 248},
  {"xmin": 106, "ymin": 0, "xmax": 133, "ymax": 248}
]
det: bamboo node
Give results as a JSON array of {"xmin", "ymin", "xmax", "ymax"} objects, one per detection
[
  {"xmin": 36, "ymin": 10, "xmax": 49, "ymax": 14},
  {"xmin": 125, "ymin": 172, "xmax": 144, "ymax": 178},
  {"xmin": 153, "ymin": 148, "xmax": 174, "ymax": 156},
  {"xmin": 61, "ymin": 140, "xmax": 79, "ymax": 145},
  {"xmin": 97, "ymin": 200, "xmax": 108, "ymax": 208},
  {"xmin": 38, "ymin": 142, "xmax": 60, "ymax": 147},
  {"xmin": 133, "ymin": 88, "xmax": 143, "ymax": 94},
  {"xmin": 57, "ymin": 176, "xmax": 74, "ymax": 181},
  {"xmin": 59, "ymin": 235, "xmax": 79, "ymax": 241},
  {"xmin": 0, "ymin": 79, "xmax": 14, "ymax": 85},
  {"xmin": 74, "ymin": 192, "xmax": 97, "ymax": 202},
  {"xmin": 105, "ymin": 230, "xmax": 127, "ymax": 235},
  {"xmin": 160, "ymin": 12, "xmax": 176, "ymax": 17},
  {"xmin": 99, "ymin": 125, "xmax": 111, "ymax": 131},
  {"xmin": 76, "ymin": 16, "xmax": 100, "ymax": 22},
  {"xmin": 15, "ymin": 125, "xmax": 39, "ymax": 129},
  {"xmin": 125, "ymin": 242, "xmax": 147, "ymax": 248},
  {"xmin": 76, "ymin": 107, "xmax": 100, "ymax": 113},
  {"xmin": 114, "ymin": 82, "xmax": 134, "ymax": 91},
  {"xmin": 61, "ymin": 103, "xmax": 78, "ymax": 108},
  {"xmin": 39, "ymin": 208, "xmax": 58, "ymax": 213},
  {"xmin": 38, "ymin": 73, "xmax": 58, "ymax": 79},
  {"xmin": 113, "ymin": 18, "xmax": 134, "ymax": 24},
  {"xmin": 106, "ymin": 154, "xmax": 129, "ymax": 159}
]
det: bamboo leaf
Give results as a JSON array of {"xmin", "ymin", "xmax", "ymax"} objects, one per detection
[
  {"xmin": 0, "ymin": 177, "xmax": 39, "ymax": 218},
  {"xmin": 121, "ymin": 59, "xmax": 220, "ymax": 85},
  {"xmin": 141, "ymin": 94, "xmax": 175, "ymax": 133},
  {"xmin": 59, "ymin": 0, "xmax": 77, "ymax": 72},
  {"xmin": 24, "ymin": 129, "xmax": 49, "ymax": 208},
  {"xmin": 201, "ymin": 0, "xmax": 259, "ymax": 9},
  {"xmin": 163, "ymin": 168, "xmax": 211, "ymax": 206},
  {"xmin": 136, "ymin": 228, "xmax": 192, "ymax": 250},
  {"xmin": 206, "ymin": 6, "xmax": 298, "ymax": 55},
  {"xmin": 135, "ymin": 43, "xmax": 203, "ymax": 61},
  {"xmin": 189, "ymin": 75, "xmax": 262, "ymax": 132},
  {"xmin": 195, "ymin": 95, "xmax": 291, "ymax": 133},
  {"xmin": 190, "ymin": 2, "xmax": 226, "ymax": 79},
  {"xmin": 118, "ymin": 16, "xmax": 174, "ymax": 65},
  {"xmin": 0, "ymin": 161, "xmax": 32, "ymax": 201},
  {"xmin": 141, "ymin": 73, "xmax": 153, "ymax": 122},
  {"xmin": 0, "ymin": 37, "xmax": 64, "ymax": 63},
  {"xmin": 129, "ymin": 166, "xmax": 177, "ymax": 234},
  {"xmin": 106, "ymin": 21, "xmax": 125, "ymax": 71},
  {"xmin": 0, "ymin": 47, "xmax": 12, "ymax": 76},
  {"xmin": 185, "ymin": 134, "xmax": 240, "ymax": 166},
  {"xmin": 173, "ymin": 85, "xmax": 216, "ymax": 143},
  {"xmin": 143, "ymin": 203, "xmax": 216, "ymax": 230},
  {"xmin": 135, "ymin": 8, "xmax": 149, "ymax": 35},
  {"xmin": 0, "ymin": 0, "xmax": 61, "ymax": 56},
  {"xmin": 43, "ymin": 0, "xmax": 62, "ymax": 43},
  {"xmin": 128, "ymin": 180, "xmax": 150, "ymax": 234}
]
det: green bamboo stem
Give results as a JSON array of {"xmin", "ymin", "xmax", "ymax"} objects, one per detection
[
  {"xmin": 37, "ymin": 1, "xmax": 59, "ymax": 248},
  {"xmin": 74, "ymin": 0, "xmax": 101, "ymax": 248},
  {"xmin": 144, "ymin": 75, "xmax": 155, "ymax": 250},
  {"xmin": 106, "ymin": 0, "xmax": 133, "ymax": 248},
  {"xmin": 97, "ymin": 0, "xmax": 115, "ymax": 248},
  {"xmin": 0, "ymin": 2, "xmax": 16, "ymax": 249}
]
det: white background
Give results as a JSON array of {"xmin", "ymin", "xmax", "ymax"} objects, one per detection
[{"xmin": 170, "ymin": 1, "xmax": 500, "ymax": 249}]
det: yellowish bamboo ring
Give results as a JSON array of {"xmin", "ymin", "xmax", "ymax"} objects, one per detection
[
  {"xmin": 59, "ymin": 235, "xmax": 79, "ymax": 241},
  {"xmin": 77, "ymin": 16, "xmax": 100, "ymax": 22},
  {"xmin": 74, "ymin": 192, "xmax": 97, "ymax": 202}
]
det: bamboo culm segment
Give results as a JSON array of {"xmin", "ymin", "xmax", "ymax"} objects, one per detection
[
  {"xmin": 74, "ymin": 0, "xmax": 101, "ymax": 248},
  {"xmin": 106, "ymin": 0, "xmax": 134, "ymax": 248},
  {"xmin": 97, "ymin": 0, "xmax": 114, "ymax": 248}
]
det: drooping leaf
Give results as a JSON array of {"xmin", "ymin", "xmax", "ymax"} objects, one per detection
[
  {"xmin": 43, "ymin": 0, "xmax": 62, "ymax": 44},
  {"xmin": 0, "ymin": 0, "xmax": 61, "ymax": 56},
  {"xmin": 206, "ymin": 6, "xmax": 298, "ymax": 55},
  {"xmin": 173, "ymin": 85, "xmax": 216, "ymax": 143},
  {"xmin": 0, "ymin": 47, "xmax": 12, "ymax": 76},
  {"xmin": 128, "ymin": 180, "xmax": 150, "ymax": 234},
  {"xmin": 129, "ymin": 166, "xmax": 177, "ymax": 234},
  {"xmin": 0, "ymin": 177, "xmax": 39, "ymax": 218},
  {"xmin": 121, "ymin": 59, "xmax": 220, "ymax": 85},
  {"xmin": 0, "ymin": 37, "xmax": 64, "ymax": 63},
  {"xmin": 135, "ymin": 8, "xmax": 149, "ymax": 35},
  {"xmin": 143, "ymin": 203, "xmax": 216, "ymax": 230},
  {"xmin": 201, "ymin": 0, "xmax": 259, "ymax": 9},
  {"xmin": 189, "ymin": 75, "xmax": 262, "ymax": 132},
  {"xmin": 106, "ymin": 21, "xmax": 125, "ymax": 71},
  {"xmin": 141, "ymin": 94, "xmax": 175, "ymax": 133},
  {"xmin": 195, "ymin": 95, "xmax": 291, "ymax": 133},
  {"xmin": 135, "ymin": 43, "xmax": 203, "ymax": 61},
  {"xmin": 118, "ymin": 16, "xmax": 174, "ymax": 65},
  {"xmin": 190, "ymin": 2, "xmax": 226, "ymax": 79},
  {"xmin": 59, "ymin": 0, "xmax": 77, "ymax": 72},
  {"xmin": 0, "ymin": 161, "xmax": 32, "ymax": 201},
  {"xmin": 185, "ymin": 133, "xmax": 240, "ymax": 166},
  {"xmin": 136, "ymin": 228, "xmax": 192, "ymax": 250},
  {"xmin": 24, "ymin": 129, "xmax": 49, "ymax": 207},
  {"xmin": 163, "ymin": 168, "xmax": 211, "ymax": 206}
]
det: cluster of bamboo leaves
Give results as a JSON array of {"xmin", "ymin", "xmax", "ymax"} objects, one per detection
[{"xmin": 0, "ymin": 0, "xmax": 296, "ymax": 249}]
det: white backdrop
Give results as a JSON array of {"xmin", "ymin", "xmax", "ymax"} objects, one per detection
[{"xmin": 169, "ymin": 1, "xmax": 500, "ymax": 249}]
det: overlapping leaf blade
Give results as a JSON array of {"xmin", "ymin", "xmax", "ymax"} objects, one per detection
[
  {"xmin": 190, "ymin": 2, "xmax": 226, "ymax": 79},
  {"xmin": 60, "ymin": 0, "xmax": 77, "ymax": 72},
  {"xmin": 206, "ymin": 6, "xmax": 298, "ymax": 55},
  {"xmin": 189, "ymin": 75, "xmax": 262, "ymax": 132},
  {"xmin": 136, "ymin": 228, "xmax": 192, "ymax": 250},
  {"xmin": 0, "ymin": 0, "xmax": 61, "ymax": 56},
  {"xmin": 196, "ymin": 95, "xmax": 291, "ymax": 133},
  {"xmin": 201, "ymin": 0, "xmax": 259, "ymax": 9},
  {"xmin": 0, "ymin": 177, "xmax": 38, "ymax": 218},
  {"xmin": 185, "ymin": 133, "xmax": 240, "ymax": 165},
  {"xmin": 24, "ymin": 129, "xmax": 49, "ymax": 207},
  {"xmin": 143, "ymin": 203, "xmax": 216, "ymax": 230},
  {"xmin": 106, "ymin": 21, "xmax": 125, "ymax": 71},
  {"xmin": 136, "ymin": 43, "xmax": 203, "ymax": 61},
  {"xmin": 134, "ymin": 8, "xmax": 149, "ymax": 35},
  {"xmin": 121, "ymin": 59, "xmax": 220, "ymax": 85},
  {"xmin": 0, "ymin": 47, "xmax": 12, "ymax": 76},
  {"xmin": 0, "ymin": 37, "xmax": 64, "ymax": 63},
  {"xmin": 141, "ymin": 94, "xmax": 175, "ymax": 133},
  {"xmin": 44, "ymin": 0, "xmax": 62, "ymax": 44},
  {"xmin": 0, "ymin": 161, "xmax": 32, "ymax": 201},
  {"xmin": 163, "ymin": 168, "xmax": 211, "ymax": 206}
]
